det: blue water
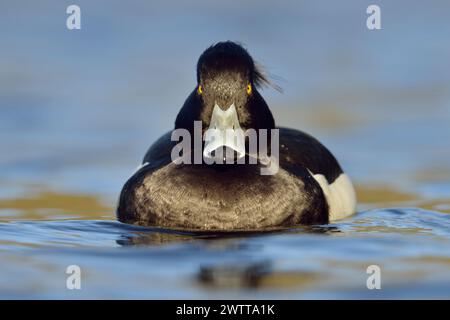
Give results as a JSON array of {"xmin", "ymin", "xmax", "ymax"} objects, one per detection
[
  {"xmin": 0, "ymin": 208, "xmax": 449, "ymax": 299},
  {"xmin": 0, "ymin": 0, "xmax": 449, "ymax": 299}
]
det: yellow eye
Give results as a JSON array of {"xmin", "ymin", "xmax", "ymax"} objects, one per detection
[
  {"xmin": 246, "ymin": 84, "xmax": 252, "ymax": 95},
  {"xmin": 197, "ymin": 85, "xmax": 203, "ymax": 95}
]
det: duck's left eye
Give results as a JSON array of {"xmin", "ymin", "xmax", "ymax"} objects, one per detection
[
  {"xmin": 246, "ymin": 84, "xmax": 252, "ymax": 95},
  {"xmin": 197, "ymin": 85, "xmax": 203, "ymax": 95}
]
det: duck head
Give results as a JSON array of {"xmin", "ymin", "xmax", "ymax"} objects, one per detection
[{"xmin": 175, "ymin": 41, "xmax": 276, "ymax": 162}]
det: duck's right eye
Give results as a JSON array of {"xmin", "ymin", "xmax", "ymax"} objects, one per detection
[{"xmin": 197, "ymin": 85, "xmax": 203, "ymax": 95}]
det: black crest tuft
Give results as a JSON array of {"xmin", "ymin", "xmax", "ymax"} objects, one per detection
[{"xmin": 197, "ymin": 41, "xmax": 281, "ymax": 91}]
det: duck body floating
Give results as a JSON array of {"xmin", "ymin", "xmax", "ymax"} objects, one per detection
[{"xmin": 117, "ymin": 42, "xmax": 356, "ymax": 231}]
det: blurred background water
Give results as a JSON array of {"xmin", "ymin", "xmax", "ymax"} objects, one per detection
[{"xmin": 0, "ymin": 0, "xmax": 449, "ymax": 299}]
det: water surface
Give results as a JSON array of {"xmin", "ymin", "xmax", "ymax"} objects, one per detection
[{"xmin": 0, "ymin": 0, "xmax": 449, "ymax": 299}]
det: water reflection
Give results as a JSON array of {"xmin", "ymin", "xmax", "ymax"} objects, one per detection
[
  {"xmin": 116, "ymin": 224, "xmax": 340, "ymax": 246},
  {"xmin": 1, "ymin": 0, "xmax": 450, "ymax": 299},
  {"xmin": 198, "ymin": 260, "xmax": 272, "ymax": 289},
  {"xmin": 0, "ymin": 207, "xmax": 449, "ymax": 298}
]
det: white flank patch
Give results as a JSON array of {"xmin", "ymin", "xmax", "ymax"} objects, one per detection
[{"xmin": 310, "ymin": 172, "xmax": 357, "ymax": 221}]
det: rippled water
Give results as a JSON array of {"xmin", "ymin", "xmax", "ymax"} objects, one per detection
[{"xmin": 1, "ymin": 1, "xmax": 450, "ymax": 299}]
